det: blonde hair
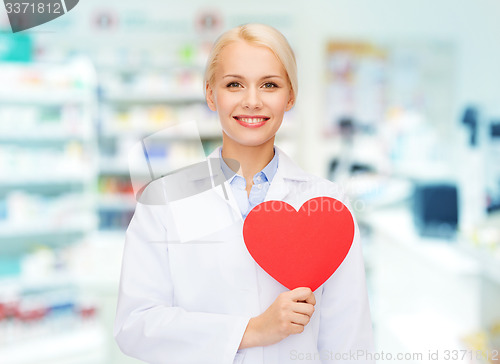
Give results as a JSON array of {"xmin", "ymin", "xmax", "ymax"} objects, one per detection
[{"xmin": 204, "ymin": 23, "xmax": 298, "ymax": 103}]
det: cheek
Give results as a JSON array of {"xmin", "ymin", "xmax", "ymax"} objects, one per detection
[
  {"xmin": 216, "ymin": 92, "xmax": 238, "ymax": 113},
  {"xmin": 268, "ymin": 93, "xmax": 291, "ymax": 112}
]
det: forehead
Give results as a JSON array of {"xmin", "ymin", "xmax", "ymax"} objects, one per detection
[{"xmin": 216, "ymin": 40, "xmax": 286, "ymax": 77}]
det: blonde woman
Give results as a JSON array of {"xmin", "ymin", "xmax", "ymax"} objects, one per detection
[{"xmin": 114, "ymin": 23, "xmax": 375, "ymax": 364}]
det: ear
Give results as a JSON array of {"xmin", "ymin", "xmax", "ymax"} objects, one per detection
[
  {"xmin": 206, "ymin": 83, "xmax": 217, "ymax": 111},
  {"xmin": 285, "ymin": 88, "xmax": 295, "ymax": 111}
]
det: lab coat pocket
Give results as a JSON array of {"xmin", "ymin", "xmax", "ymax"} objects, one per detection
[
  {"xmin": 167, "ymin": 240, "xmax": 251, "ymax": 314},
  {"xmin": 165, "ymin": 219, "xmax": 257, "ymax": 314},
  {"xmin": 168, "ymin": 186, "xmax": 240, "ymax": 242}
]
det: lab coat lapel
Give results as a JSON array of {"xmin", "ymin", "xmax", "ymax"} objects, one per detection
[
  {"xmin": 264, "ymin": 164, "xmax": 290, "ymax": 201},
  {"xmin": 206, "ymin": 147, "xmax": 242, "ymax": 218},
  {"xmin": 265, "ymin": 146, "xmax": 312, "ymax": 202}
]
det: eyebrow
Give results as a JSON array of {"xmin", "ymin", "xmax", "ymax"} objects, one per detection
[{"xmin": 223, "ymin": 74, "xmax": 284, "ymax": 80}]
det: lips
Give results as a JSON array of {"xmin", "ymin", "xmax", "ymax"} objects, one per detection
[{"xmin": 233, "ymin": 115, "xmax": 270, "ymax": 128}]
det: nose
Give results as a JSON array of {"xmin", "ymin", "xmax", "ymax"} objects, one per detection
[{"xmin": 242, "ymin": 87, "xmax": 263, "ymax": 109}]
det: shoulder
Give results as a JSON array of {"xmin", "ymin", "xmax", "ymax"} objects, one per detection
[
  {"xmin": 276, "ymin": 146, "xmax": 348, "ymax": 202},
  {"xmin": 296, "ymin": 173, "xmax": 349, "ymax": 206}
]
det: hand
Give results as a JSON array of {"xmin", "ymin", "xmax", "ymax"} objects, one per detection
[{"xmin": 239, "ymin": 287, "xmax": 316, "ymax": 349}]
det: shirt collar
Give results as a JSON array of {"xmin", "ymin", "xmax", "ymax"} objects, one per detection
[
  {"xmin": 260, "ymin": 148, "xmax": 278, "ymax": 183},
  {"xmin": 219, "ymin": 146, "xmax": 279, "ymax": 185}
]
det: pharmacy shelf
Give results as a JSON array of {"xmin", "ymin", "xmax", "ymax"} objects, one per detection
[
  {"xmin": 0, "ymin": 232, "xmax": 93, "ymax": 256},
  {"xmin": 99, "ymin": 156, "xmax": 209, "ymax": 176},
  {"xmin": 0, "ymin": 131, "xmax": 92, "ymax": 143},
  {"xmin": 96, "ymin": 62, "xmax": 206, "ymax": 73},
  {"xmin": 103, "ymin": 90, "xmax": 205, "ymax": 104},
  {"xmin": 0, "ymin": 272, "xmax": 77, "ymax": 291},
  {"xmin": 0, "ymin": 324, "xmax": 106, "ymax": 364},
  {"xmin": 0, "ymin": 268, "xmax": 119, "ymax": 294},
  {"xmin": 99, "ymin": 122, "xmax": 222, "ymax": 140},
  {"xmin": 0, "ymin": 60, "xmax": 99, "ymax": 258},
  {"xmin": 0, "ymin": 220, "xmax": 96, "ymax": 239},
  {"xmin": 0, "ymin": 177, "xmax": 92, "ymax": 188},
  {"xmin": 98, "ymin": 164, "xmax": 131, "ymax": 176},
  {"xmin": 0, "ymin": 91, "xmax": 93, "ymax": 105},
  {"xmin": 98, "ymin": 194, "xmax": 136, "ymax": 210},
  {"xmin": 0, "ymin": 184, "xmax": 89, "ymax": 200}
]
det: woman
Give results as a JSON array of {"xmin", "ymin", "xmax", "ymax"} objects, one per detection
[{"xmin": 114, "ymin": 23, "xmax": 374, "ymax": 364}]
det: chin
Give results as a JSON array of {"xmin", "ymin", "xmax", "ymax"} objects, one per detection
[
  {"xmin": 223, "ymin": 130, "xmax": 277, "ymax": 148},
  {"xmin": 222, "ymin": 121, "xmax": 282, "ymax": 147}
]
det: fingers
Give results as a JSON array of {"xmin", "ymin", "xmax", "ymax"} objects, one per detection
[
  {"xmin": 289, "ymin": 287, "xmax": 316, "ymax": 306},
  {"xmin": 292, "ymin": 302, "xmax": 315, "ymax": 317},
  {"xmin": 303, "ymin": 292, "xmax": 316, "ymax": 306},
  {"xmin": 289, "ymin": 322, "xmax": 306, "ymax": 335},
  {"xmin": 258, "ymin": 288, "xmax": 316, "ymax": 344},
  {"xmin": 290, "ymin": 311, "xmax": 312, "ymax": 326}
]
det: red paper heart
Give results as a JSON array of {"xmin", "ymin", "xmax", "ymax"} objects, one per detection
[{"xmin": 243, "ymin": 197, "xmax": 354, "ymax": 291}]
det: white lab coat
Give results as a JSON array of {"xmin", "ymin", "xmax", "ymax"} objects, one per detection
[{"xmin": 114, "ymin": 146, "xmax": 375, "ymax": 364}]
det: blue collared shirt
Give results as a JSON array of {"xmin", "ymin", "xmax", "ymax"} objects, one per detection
[{"xmin": 219, "ymin": 147, "xmax": 278, "ymax": 219}]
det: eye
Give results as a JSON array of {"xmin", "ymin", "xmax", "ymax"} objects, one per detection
[
  {"xmin": 263, "ymin": 82, "xmax": 278, "ymax": 89},
  {"xmin": 226, "ymin": 82, "xmax": 241, "ymax": 88}
]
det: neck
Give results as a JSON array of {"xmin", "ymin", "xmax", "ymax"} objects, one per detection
[{"xmin": 221, "ymin": 133, "xmax": 275, "ymax": 182}]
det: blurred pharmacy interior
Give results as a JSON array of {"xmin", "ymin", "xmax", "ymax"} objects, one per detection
[{"xmin": 1, "ymin": 0, "xmax": 500, "ymax": 363}]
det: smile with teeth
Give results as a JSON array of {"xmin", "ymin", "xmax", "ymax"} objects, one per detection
[{"xmin": 234, "ymin": 116, "xmax": 270, "ymax": 123}]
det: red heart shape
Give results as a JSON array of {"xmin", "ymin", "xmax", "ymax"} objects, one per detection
[{"xmin": 243, "ymin": 197, "xmax": 354, "ymax": 291}]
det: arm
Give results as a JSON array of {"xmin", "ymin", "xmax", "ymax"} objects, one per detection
[
  {"xmin": 317, "ymin": 221, "xmax": 376, "ymax": 364},
  {"xmin": 113, "ymin": 202, "xmax": 250, "ymax": 364}
]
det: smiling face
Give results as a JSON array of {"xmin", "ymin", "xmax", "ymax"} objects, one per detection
[{"xmin": 206, "ymin": 40, "xmax": 294, "ymax": 148}]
